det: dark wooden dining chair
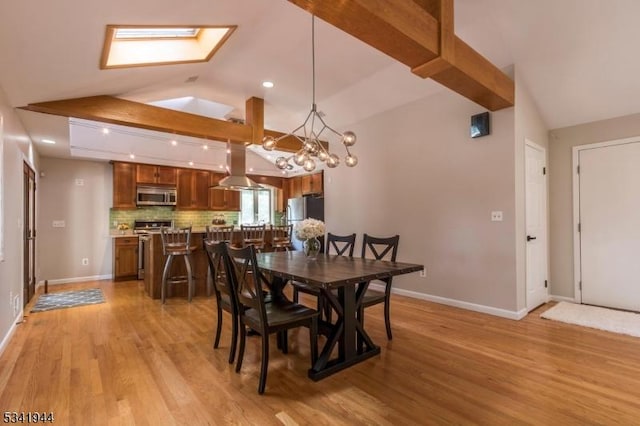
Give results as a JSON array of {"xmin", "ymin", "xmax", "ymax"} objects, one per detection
[
  {"xmin": 270, "ymin": 224, "xmax": 293, "ymax": 251},
  {"xmin": 360, "ymin": 234, "xmax": 400, "ymax": 340},
  {"xmin": 203, "ymin": 240, "xmax": 239, "ymax": 364},
  {"xmin": 240, "ymin": 224, "xmax": 266, "ymax": 252},
  {"xmin": 204, "ymin": 225, "xmax": 234, "ymax": 296},
  {"xmin": 292, "ymin": 233, "xmax": 357, "ymax": 321},
  {"xmin": 225, "ymin": 244, "xmax": 318, "ymax": 394}
]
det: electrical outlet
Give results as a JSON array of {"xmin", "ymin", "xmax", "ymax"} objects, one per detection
[
  {"xmin": 420, "ymin": 268, "xmax": 427, "ymax": 278},
  {"xmin": 82, "ymin": 258, "xmax": 89, "ymax": 266},
  {"xmin": 491, "ymin": 211, "xmax": 503, "ymax": 222},
  {"xmin": 75, "ymin": 178, "xmax": 84, "ymax": 186}
]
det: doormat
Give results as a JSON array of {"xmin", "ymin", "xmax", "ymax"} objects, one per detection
[
  {"xmin": 541, "ymin": 302, "xmax": 640, "ymax": 338},
  {"xmin": 31, "ymin": 288, "xmax": 105, "ymax": 312}
]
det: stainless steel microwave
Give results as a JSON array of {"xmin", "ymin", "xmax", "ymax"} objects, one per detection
[{"xmin": 136, "ymin": 186, "xmax": 177, "ymax": 206}]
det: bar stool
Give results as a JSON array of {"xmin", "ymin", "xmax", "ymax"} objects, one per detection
[
  {"xmin": 270, "ymin": 224, "xmax": 293, "ymax": 251},
  {"xmin": 160, "ymin": 226, "xmax": 195, "ymax": 304},
  {"xmin": 240, "ymin": 224, "xmax": 266, "ymax": 252},
  {"xmin": 204, "ymin": 225, "xmax": 234, "ymax": 296}
]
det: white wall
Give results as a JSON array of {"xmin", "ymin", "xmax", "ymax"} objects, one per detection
[
  {"xmin": 549, "ymin": 112, "xmax": 640, "ymax": 299},
  {"xmin": 0, "ymin": 86, "xmax": 38, "ymax": 355},
  {"xmin": 37, "ymin": 158, "xmax": 113, "ymax": 283},
  {"xmin": 514, "ymin": 71, "xmax": 550, "ymax": 309},
  {"xmin": 324, "ymin": 88, "xmax": 520, "ymax": 315}
]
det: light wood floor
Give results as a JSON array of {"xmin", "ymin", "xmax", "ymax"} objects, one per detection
[{"xmin": 2, "ymin": 280, "xmax": 640, "ymax": 425}]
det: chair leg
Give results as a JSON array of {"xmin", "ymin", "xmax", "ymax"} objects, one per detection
[
  {"xmin": 161, "ymin": 255, "xmax": 174, "ymax": 304},
  {"xmin": 236, "ymin": 323, "xmax": 246, "ymax": 373},
  {"xmin": 258, "ymin": 333, "xmax": 270, "ymax": 394},
  {"xmin": 184, "ymin": 254, "xmax": 193, "ymax": 302},
  {"xmin": 214, "ymin": 303, "xmax": 223, "ymax": 349},
  {"xmin": 384, "ymin": 298, "xmax": 393, "ymax": 340},
  {"xmin": 310, "ymin": 317, "xmax": 318, "ymax": 365},
  {"xmin": 293, "ymin": 288, "xmax": 299, "ymax": 303},
  {"xmin": 281, "ymin": 331, "xmax": 288, "ymax": 354},
  {"xmin": 229, "ymin": 309, "xmax": 238, "ymax": 364}
]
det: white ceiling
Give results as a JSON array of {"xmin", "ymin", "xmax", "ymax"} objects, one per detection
[{"xmin": 2, "ymin": 0, "xmax": 640, "ymax": 169}]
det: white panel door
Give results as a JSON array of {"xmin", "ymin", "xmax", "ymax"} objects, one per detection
[
  {"xmin": 525, "ymin": 143, "xmax": 548, "ymax": 311},
  {"xmin": 579, "ymin": 141, "xmax": 640, "ymax": 311}
]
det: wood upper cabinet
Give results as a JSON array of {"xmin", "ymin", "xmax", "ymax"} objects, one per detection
[
  {"xmin": 113, "ymin": 162, "xmax": 137, "ymax": 209},
  {"xmin": 136, "ymin": 164, "xmax": 177, "ymax": 185},
  {"xmin": 177, "ymin": 168, "xmax": 210, "ymax": 210},
  {"xmin": 301, "ymin": 171, "xmax": 324, "ymax": 196},
  {"xmin": 209, "ymin": 172, "xmax": 241, "ymax": 211},
  {"xmin": 288, "ymin": 176, "xmax": 302, "ymax": 199},
  {"xmin": 113, "ymin": 237, "xmax": 138, "ymax": 281}
]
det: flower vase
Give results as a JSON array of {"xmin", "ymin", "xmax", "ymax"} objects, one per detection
[{"xmin": 303, "ymin": 236, "xmax": 321, "ymax": 260}]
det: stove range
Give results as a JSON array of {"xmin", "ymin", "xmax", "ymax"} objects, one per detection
[{"xmin": 133, "ymin": 219, "xmax": 174, "ymax": 234}]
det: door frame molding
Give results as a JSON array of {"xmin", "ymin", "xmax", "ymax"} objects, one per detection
[
  {"xmin": 572, "ymin": 135, "xmax": 640, "ymax": 303},
  {"xmin": 524, "ymin": 138, "xmax": 549, "ymax": 310}
]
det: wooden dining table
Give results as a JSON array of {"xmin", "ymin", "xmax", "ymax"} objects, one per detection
[{"xmin": 256, "ymin": 251, "xmax": 424, "ymax": 381}]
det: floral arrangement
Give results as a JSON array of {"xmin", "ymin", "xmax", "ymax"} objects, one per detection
[
  {"xmin": 294, "ymin": 218, "xmax": 325, "ymax": 240},
  {"xmin": 117, "ymin": 223, "xmax": 130, "ymax": 231}
]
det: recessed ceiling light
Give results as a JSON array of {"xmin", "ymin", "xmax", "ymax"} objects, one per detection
[
  {"xmin": 188, "ymin": 161, "xmax": 194, "ymax": 166},
  {"xmin": 102, "ymin": 128, "xmax": 110, "ymax": 134},
  {"xmin": 129, "ymin": 153, "xmax": 135, "ymax": 159},
  {"xmin": 219, "ymin": 165, "xmax": 224, "ymax": 169},
  {"xmin": 226, "ymin": 148, "xmax": 231, "ymax": 154},
  {"xmin": 203, "ymin": 145, "xmax": 208, "ymax": 150},
  {"xmin": 41, "ymin": 139, "xmax": 56, "ymax": 145},
  {"xmin": 171, "ymin": 140, "xmax": 178, "ymax": 146},
  {"xmin": 262, "ymin": 81, "xmax": 274, "ymax": 88},
  {"xmin": 249, "ymin": 167, "xmax": 254, "ymax": 172}
]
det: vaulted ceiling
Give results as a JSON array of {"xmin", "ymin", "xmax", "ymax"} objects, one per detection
[{"xmin": 1, "ymin": 0, "xmax": 640, "ymax": 168}]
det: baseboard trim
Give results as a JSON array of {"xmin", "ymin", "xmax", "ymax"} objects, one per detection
[
  {"xmin": 37, "ymin": 275, "xmax": 112, "ymax": 286},
  {"xmin": 0, "ymin": 311, "xmax": 23, "ymax": 358},
  {"xmin": 549, "ymin": 294, "xmax": 577, "ymax": 303},
  {"xmin": 368, "ymin": 283, "xmax": 528, "ymax": 320}
]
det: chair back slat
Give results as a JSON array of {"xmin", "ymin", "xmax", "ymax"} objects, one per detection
[
  {"xmin": 326, "ymin": 232, "xmax": 356, "ymax": 256},
  {"xmin": 205, "ymin": 225, "xmax": 234, "ymax": 243},
  {"xmin": 361, "ymin": 234, "xmax": 399, "ymax": 262},
  {"xmin": 226, "ymin": 245, "xmax": 269, "ymax": 324},
  {"xmin": 160, "ymin": 226, "xmax": 192, "ymax": 255},
  {"xmin": 203, "ymin": 240, "xmax": 234, "ymax": 298}
]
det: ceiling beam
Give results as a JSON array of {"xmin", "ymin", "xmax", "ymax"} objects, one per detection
[
  {"xmin": 288, "ymin": 0, "xmax": 514, "ymax": 111},
  {"xmin": 20, "ymin": 95, "xmax": 304, "ymax": 153}
]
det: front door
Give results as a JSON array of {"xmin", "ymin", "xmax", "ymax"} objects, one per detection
[
  {"xmin": 579, "ymin": 140, "xmax": 640, "ymax": 311},
  {"xmin": 525, "ymin": 141, "xmax": 548, "ymax": 311},
  {"xmin": 23, "ymin": 162, "xmax": 36, "ymax": 305}
]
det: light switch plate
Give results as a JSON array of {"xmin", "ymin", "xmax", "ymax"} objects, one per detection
[
  {"xmin": 75, "ymin": 179, "xmax": 84, "ymax": 186},
  {"xmin": 491, "ymin": 211, "xmax": 503, "ymax": 222},
  {"xmin": 52, "ymin": 220, "xmax": 66, "ymax": 228}
]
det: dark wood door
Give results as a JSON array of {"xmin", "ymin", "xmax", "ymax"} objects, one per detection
[
  {"xmin": 113, "ymin": 162, "xmax": 137, "ymax": 208},
  {"xmin": 23, "ymin": 162, "xmax": 36, "ymax": 306},
  {"xmin": 136, "ymin": 164, "xmax": 157, "ymax": 184},
  {"xmin": 209, "ymin": 172, "xmax": 226, "ymax": 210},
  {"xmin": 289, "ymin": 176, "xmax": 302, "ymax": 198},
  {"xmin": 176, "ymin": 169, "xmax": 194, "ymax": 209},
  {"xmin": 114, "ymin": 238, "xmax": 138, "ymax": 280},
  {"xmin": 194, "ymin": 170, "xmax": 210, "ymax": 210},
  {"xmin": 156, "ymin": 166, "xmax": 177, "ymax": 185}
]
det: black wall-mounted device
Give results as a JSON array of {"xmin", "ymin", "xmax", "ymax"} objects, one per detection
[{"xmin": 470, "ymin": 112, "xmax": 490, "ymax": 138}]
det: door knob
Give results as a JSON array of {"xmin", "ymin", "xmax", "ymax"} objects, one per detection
[{"xmin": 527, "ymin": 235, "xmax": 537, "ymax": 241}]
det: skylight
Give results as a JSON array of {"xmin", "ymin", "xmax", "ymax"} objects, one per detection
[{"xmin": 101, "ymin": 25, "xmax": 236, "ymax": 69}]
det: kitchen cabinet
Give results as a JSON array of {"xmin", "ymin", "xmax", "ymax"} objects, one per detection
[
  {"xmin": 136, "ymin": 164, "xmax": 177, "ymax": 185},
  {"xmin": 112, "ymin": 162, "xmax": 137, "ymax": 209},
  {"xmin": 301, "ymin": 171, "xmax": 323, "ymax": 195},
  {"xmin": 288, "ymin": 176, "xmax": 302, "ymax": 199},
  {"xmin": 209, "ymin": 172, "xmax": 241, "ymax": 211},
  {"xmin": 177, "ymin": 169, "xmax": 210, "ymax": 210},
  {"xmin": 113, "ymin": 237, "xmax": 138, "ymax": 281}
]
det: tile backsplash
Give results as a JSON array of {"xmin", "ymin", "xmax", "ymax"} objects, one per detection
[{"xmin": 110, "ymin": 207, "xmax": 240, "ymax": 229}]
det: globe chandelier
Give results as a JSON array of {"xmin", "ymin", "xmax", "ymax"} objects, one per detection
[{"xmin": 262, "ymin": 15, "xmax": 358, "ymax": 172}]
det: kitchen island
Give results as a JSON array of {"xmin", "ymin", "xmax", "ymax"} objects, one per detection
[{"xmin": 143, "ymin": 228, "xmax": 285, "ymax": 299}]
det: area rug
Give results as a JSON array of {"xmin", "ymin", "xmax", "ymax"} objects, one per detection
[
  {"xmin": 31, "ymin": 288, "xmax": 105, "ymax": 312},
  {"xmin": 541, "ymin": 302, "xmax": 640, "ymax": 338}
]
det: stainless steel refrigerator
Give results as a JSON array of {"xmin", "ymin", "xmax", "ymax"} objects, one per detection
[{"xmin": 287, "ymin": 196, "xmax": 325, "ymax": 251}]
